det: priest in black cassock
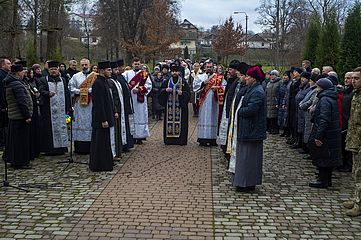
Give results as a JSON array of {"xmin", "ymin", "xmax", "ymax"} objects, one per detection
[
  {"xmin": 159, "ymin": 62, "xmax": 191, "ymax": 145},
  {"xmin": 38, "ymin": 61, "xmax": 70, "ymax": 155},
  {"xmin": 89, "ymin": 61, "xmax": 114, "ymax": 172}
]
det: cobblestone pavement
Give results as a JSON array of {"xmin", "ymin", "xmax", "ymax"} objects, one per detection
[
  {"xmin": 212, "ymin": 135, "xmax": 361, "ymax": 239},
  {"xmin": 1, "ymin": 110, "xmax": 360, "ymax": 239}
]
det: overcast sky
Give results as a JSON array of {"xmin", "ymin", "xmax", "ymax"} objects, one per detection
[{"xmin": 179, "ymin": 0, "xmax": 263, "ymax": 33}]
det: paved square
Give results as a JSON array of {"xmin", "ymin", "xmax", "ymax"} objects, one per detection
[{"xmin": 1, "ymin": 111, "xmax": 360, "ymax": 239}]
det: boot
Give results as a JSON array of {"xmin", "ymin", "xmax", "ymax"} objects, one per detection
[
  {"xmin": 343, "ymin": 200, "xmax": 355, "ymax": 209},
  {"xmin": 346, "ymin": 205, "xmax": 361, "ymax": 217},
  {"xmin": 309, "ymin": 168, "xmax": 328, "ymax": 189},
  {"xmin": 308, "ymin": 180, "xmax": 328, "ymax": 188}
]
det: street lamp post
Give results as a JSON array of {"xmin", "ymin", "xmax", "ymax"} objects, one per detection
[{"xmin": 233, "ymin": 11, "xmax": 248, "ymax": 47}]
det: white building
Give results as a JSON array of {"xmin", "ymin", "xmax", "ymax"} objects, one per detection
[
  {"xmin": 246, "ymin": 34, "xmax": 271, "ymax": 49},
  {"xmin": 170, "ymin": 19, "xmax": 198, "ymax": 59}
]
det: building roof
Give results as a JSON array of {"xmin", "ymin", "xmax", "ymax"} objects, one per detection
[
  {"xmin": 181, "ymin": 19, "xmax": 198, "ymax": 30},
  {"xmin": 247, "ymin": 34, "xmax": 268, "ymax": 42}
]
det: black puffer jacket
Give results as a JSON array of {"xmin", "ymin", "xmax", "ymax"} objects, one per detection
[
  {"xmin": 309, "ymin": 88, "xmax": 342, "ymax": 168},
  {"xmin": 4, "ymin": 74, "xmax": 33, "ymax": 120}
]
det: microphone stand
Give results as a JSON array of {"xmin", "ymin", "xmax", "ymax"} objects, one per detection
[
  {"xmin": 2, "ymin": 156, "xmax": 29, "ymax": 192},
  {"xmin": 1, "ymin": 124, "xmax": 29, "ymax": 192},
  {"xmin": 57, "ymin": 102, "xmax": 87, "ymax": 171}
]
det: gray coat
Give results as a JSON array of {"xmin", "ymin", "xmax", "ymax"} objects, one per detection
[
  {"xmin": 299, "ymin": 85, "xmax": 317, "ymax": 143},
  {"xmin": 266, "ymin": 78, "xmax": 281, "ymax": 118},
  {"xmin": 295, "ymin": 83, "xmax": 311, "ymax": 133}
]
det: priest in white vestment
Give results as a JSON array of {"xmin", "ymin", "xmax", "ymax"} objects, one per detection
[
  {"xmin": 122, "ymin": 57, "xmax": 152, "ymax": 144},
  {"xmin": 68, "ymin": 58, "xmax": 94, "ymax": 154},
  {"xmin": 193, "ymin": 60, "xmax": 226, "ymax": 146}
]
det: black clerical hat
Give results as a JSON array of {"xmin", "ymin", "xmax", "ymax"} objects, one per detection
[
  {"xmin": 170, "ymin": 62, "xmax": 180, "ymax": 72},
  {"xmin": 110, "ymin": 61, "xmax": 118, "ymax": 69},
  {"xmin": 15, "ymin": 60, "xmax": 27, "ymax": 68},
  {"xmin": 117, "ymin": 59, "xmax": 124, "ymax": 66},
  {"xmin": 98, "ymin": 61, "xmax": 111, "ymax": 70},
  {"xmin": 11, "ymin": 64, "xmax": 23, "ymax": 72},
  {"xmin": 48, "ymin": 61, "xmax": 59, "ymax": 68}
]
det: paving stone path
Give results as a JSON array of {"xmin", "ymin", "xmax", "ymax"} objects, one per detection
[{"xmin": 1, "ymin": 110, "xmax": 360, "ymax": 239}]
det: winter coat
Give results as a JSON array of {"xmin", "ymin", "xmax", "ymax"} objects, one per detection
[
  {"xmin": 151, "ymin": 76, "xmax": 165, "ymax": 112},
  {"xmin": 266, "ymin": 77, "xmax": 282, "ymax": 118},
  {"xmin": 4, "ymin": 74, "xmax": 33, "ymax": 120},
  {"xmin": 309, "ymin": 89, "xmax": 342, "ymax": 168},
  {"xmin": 299, "ymin": 85, "xmax": 317, "ymax": 143},
  {"xmin": 278, "ymin": 80, "xmax": 292, "ymax": 129},
  {"xmin": 346, "ymin": 87, "xmax": 361, "ymax": 153},
  {"xmin": 237, "ymin": 82, "xmax": 267, "ymax": 141},
  {"xmin": 295, "ymin": 83, "xmax": 311, "ymax": 133},
  {"xmin": 0, "ymin": 69, "xmax": 8, "ymax": 127},
  {"xmin": 287, "ymin": 78, "xmax": 301, "ymax": 130}
]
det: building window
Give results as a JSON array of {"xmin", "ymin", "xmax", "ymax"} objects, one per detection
[
  {"xmin": 262, "ymin": 42, "xmax": 265, "ymax": 46},
  {"xmin": 92, "ymin": 37, "xmax": 97, "ymax": 43}
]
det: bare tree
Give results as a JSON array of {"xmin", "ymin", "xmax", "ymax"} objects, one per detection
[
  {"xmin": 94, "ymin": 0, "xmax": 180, "ymax": 63},
  {"xmin": 212, "ymin": 16, "xmax": 246, "ymax": 64},
  {"xmin": 256, "ymin": 0, "xmax": 310, "ymax": 67}
]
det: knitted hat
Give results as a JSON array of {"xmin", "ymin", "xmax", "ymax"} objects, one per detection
[
  {"xmin": 327, "ymin": 75, "xmax": 339, "ymax": 85},
  {"xmin": 246, "ymin": 65, "xmax": 265, "ymax": 81},
  {"xmin": 300, "ymin": 71, "xmax": 311, "ymax": 80},
  {"xmin": 316, "ymin": 78, "xmax": 334, "ymax": 90},
  {"xmin": 32, "ymin": 64, "xmax": 41, "ymax": 70},
  {"xmin": 270, "ymin": 70, "xmax": 280, "ymax": 76}
]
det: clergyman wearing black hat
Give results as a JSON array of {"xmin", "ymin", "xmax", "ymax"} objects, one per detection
[
  {"xmin": 89, "ymin": 60, "xmax": 115, "ymax": 172},
  {"xmin": 37, "ymin": 59, "xmax": 70, "ymax": 155},
  {"xmin": 218, "ymin": 61, "xmax": 250, "ymax": 155},
  {"xmin": 226, "ymin": 60, "xmax": 247, "ymax": 94}
]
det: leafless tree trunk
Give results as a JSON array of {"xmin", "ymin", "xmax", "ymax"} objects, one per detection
[{"xmin": 46, "ymin": 0, "xmax": 61, "ymax": 59}]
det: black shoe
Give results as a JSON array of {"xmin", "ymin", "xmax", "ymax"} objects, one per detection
[
  {"xmin": 13, "ymin": 164, "xmax": 32, "ymax": 169},
  {"xmin": 338, "ymin": 167, "xmax": 352, "ymax": 172},
  {"xmin": 309, "ymin": 180, "xmax": 328, "ymax": 188},
  {"xmin": 303, "ymin": 155, "xmax": 312, "ymax": 160},
  {"xmin": 236, "ymin": 186, "xmax": 256, "ymax": 192},
  {"xmin": 135, "ymin": 140, "xmax": 143, "ymax": 145}
]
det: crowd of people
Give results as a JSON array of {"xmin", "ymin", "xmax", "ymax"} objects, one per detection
[{"xmin": 0, "ymin": 56, "xmax": 360, "ymax": 217}]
